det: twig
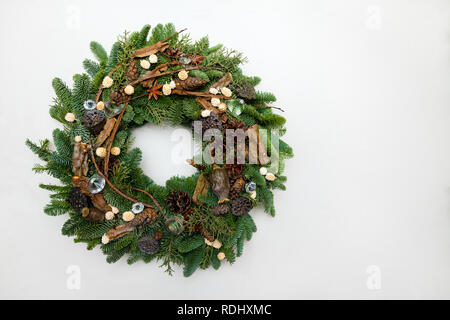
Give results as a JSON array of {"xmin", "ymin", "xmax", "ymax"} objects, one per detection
[
  {"xmin": 172, "ymin": 89, "xmax": 232, "ymax": 100},
  {"xmin": 252, "ymin": 105, "xmax": 285, "ymax": 112},
  {"xmin": 95, "ymin": 67, "xmax": 118, "ymax": 104},
  {"xmin": 104, "ymin": 102, "xmax": 129, "ymax": 177},
  {"xmin": 130, "ymin": 66, "xmax": 225, "ymax": 87},
  {"xmin": 132, "ymin": 187, "xmax": 165, "ymax": 217},
  {"xmin": 89, "ymin": 146, "xmax": 155, "ymax": 208}
]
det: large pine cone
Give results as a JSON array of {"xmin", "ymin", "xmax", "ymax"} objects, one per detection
[
  {"xmin": 126, "ymin": 59, "xmax": 140, "ymax": 82},
  {"xmin": 109, "ymin": 89, "xmax": 129, "ymax": 105},
  {"xmin": 166, "ymin": 190, "xmax": 192, "ymax": 214},
  {"xmin": 137, "ymin": 237, "xmax": 160, "ymax": 255},
  {"xmin": 231, "ymin": 196, "xmax": 253, "ymax": 216},
  {"xmin": 235, "ymin": 81, "xmax": 257, "ymax": 102},
  {"xmin": 68, "ymin": 187, "xmax": 90, "ymax": 214},
  {"xmin": 175, "ymin": 77, "xmax": 207, "ymax": 91},
  {"xmin": 82, "ymin": 110, "xmax": 106, "ymax": 135}
]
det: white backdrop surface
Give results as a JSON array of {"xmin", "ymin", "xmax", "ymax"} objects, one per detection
[{"xmin": 0, "ymin": 0, "xmax": 449, "ymax": 299}]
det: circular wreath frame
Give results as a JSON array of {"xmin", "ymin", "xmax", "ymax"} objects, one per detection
[{"xmin": 27, "ymin": 23, "xmax": 293, "ymax": 277}]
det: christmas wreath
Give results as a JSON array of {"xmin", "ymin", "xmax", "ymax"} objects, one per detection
[{"xmin": 26, "ymin": 23, "xmax": 293, "ymax": 277}]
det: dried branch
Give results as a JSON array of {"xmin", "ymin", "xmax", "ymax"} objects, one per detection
[
  {"xmin": 89, "ymin": 146, "xmax": 155, "ymax": 208},
  {"xmin": 103, "ymin": 102, "xmax": 128, "ymax": 177}
]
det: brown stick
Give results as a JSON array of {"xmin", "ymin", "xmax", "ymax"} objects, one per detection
[
  {"xmin": 172, "ymin": 89, "xmax": 232, "ymax": 100},
  {"xmin": 132, "ymin": 187, "xmax": 165, "ymax": 216},
  {"xmin": 89, "ymin": 147, "xmax": 155, "ymax": 208},
  {"xmin": 103, "ymin": 102, "xmax": 128, "ymax": 177},
  {"xmin": 130, "ymin": 66, "xmax": 225, "ymax": 87}
]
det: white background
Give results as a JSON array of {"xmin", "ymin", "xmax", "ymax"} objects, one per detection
[{"xmin": 0, "ymin": 0, "xmax": 449, "ymax": 299}]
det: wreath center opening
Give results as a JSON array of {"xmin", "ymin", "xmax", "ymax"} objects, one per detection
[{"xmin": 132, "ymin": 124, "xmax": 197, "ymax": 185}]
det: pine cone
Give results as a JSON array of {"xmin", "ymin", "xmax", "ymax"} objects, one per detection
[
  {"xmin": 200, "ymin": 228, "xmax": 214, "ymax": 242},
  {"xmin": 224, "ymin": 119, "xmax": 247, "ymax": 131},
  {"xmin": 235, "ymin": 81, "xmax": 257, "ymax": 102},
  {"xmin": 230, "ymin": 177, "xmax": 245, "ymax": 199},
  {"xmin": 200, "ymin": 112, "xmax": 222, "ymax": 131},
  {"xmin": 231, "ymin": 196, "xmax": 253, "ymax": 216},
  {"xmin": 109, "ymin": 89, "xmax": 129, "ymax": 105},
  {"xmin": 154, "ymin": 231, "xmax": 163, "ymax": 240},
  {"xmin": 213, "ymin": 204, "xmax": 230, "ymax": 216},
  {"xmin": 226, "ymin": 164, "xmax": 244, "ymax": 180},
  {"xmin": 166, "ymin": 190, "xmax": 192, "ymax": 214},
  {"xmin": 68, "ymin": 187, "xmax": 90, "ymax": 214},
  {"xmin": 137, "ymin": 237, "xmax": 160, "ymax": 255},
  {"xmin": 82, "ymin": 110, "xmax": 106, "ymax": 135},
  {"xmin": 126, "ymin": 59, "xmax": 140, "ymax": 82},
  {"xmin": 175, "ymin": 77, "xmax": 207, "ymax": 91}
]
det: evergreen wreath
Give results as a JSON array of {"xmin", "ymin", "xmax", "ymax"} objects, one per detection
[{"xmin": 26, "ymin": 23, "xmax": 293, "ymax": 277}]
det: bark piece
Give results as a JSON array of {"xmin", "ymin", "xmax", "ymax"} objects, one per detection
[
  {"xmin": 106, "ymin": 208, "xmax": 158, "ymax": 241},
  {"xmin": 196, "ymin": 97, "xmax": 219, "ymax": 114},
  {"xmin": 211, "ymin": 73, "xmax": 233, "ymax": 89},
  {"xmin": 192, "ymin": 173, "xmax": 210, "ymax": 204},
  {"xmin": 95, "ymin": 118, "xmax": 116, "ymax": 148},
  {"xmin": 72, "ymin": 142, "xmax": 89, "ymax": 177},
  {"xmin": 210, "ymin": 165, "xmax": 230, "ymax": 203},
  {"xmin": 81, "ymin": 207, "xmax": 105, "ymax": 222},
  {"xmin": 248, "ymin": 124, "xmax": 270, "ymax": 165}
]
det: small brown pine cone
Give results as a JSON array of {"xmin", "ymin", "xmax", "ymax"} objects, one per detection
[
  {"xmin": 213, "ymin": 204, "xmax": 230, "ymax": 216},
  {"xmin": 175, "ymin": 77, "xmax": 207, "ymax": 91},
  {"xmin": 199, "ymin": 112, "xmax": 222, "ymax": 131},
  {"xmin": 200, "ymin": 228, "xmax": 214, "ymax": 242},
  {"xmin": 126, "ymin": 59, "xmax": 140, "ymax": 82},
  {"xmin": 230, "ymin": 177, "xmax": 245, "ymax": 199},
  {"xmin": 154, "ymin": 231, "xmax": 163, "ymax": 240},
  {"xmin": 226, "ymin": 164, "xmax": 245, "ymax": 180},
  {"xmin": 109, "ymin": 89, "xmax": 129, "ymax": 105},
  {"xmin": 166, "ymin": 190, "xmax": 192, "ymax": 214}
]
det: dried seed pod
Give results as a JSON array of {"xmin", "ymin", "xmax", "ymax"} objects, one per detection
[
  {"xmin": 83, "ymin": 110, "xmax": 106, "ymax": 135},
  {"xmin": 138, "ymin": 237, "xmax": 160, "ymax": 255},
  {"xmin": 231, "ymin": 196, "xmax": 253, "ymax": 216}
]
